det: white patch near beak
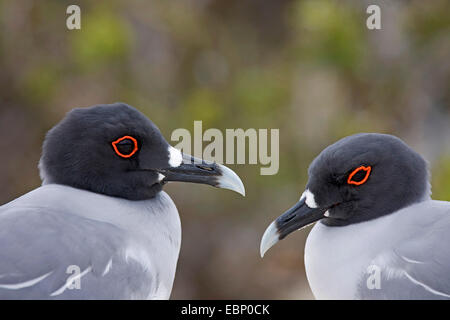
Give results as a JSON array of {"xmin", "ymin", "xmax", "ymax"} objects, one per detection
[
  {"xmin": 324, "ymin": 210, "xmax": 330, "ymax": 217},
  {"xmin": 168, "ymin": 146, "xmax": 182, "ymax": 167},
  {"xmin": 301, "ymin": 189, "xmax": 318, "ymax": 208},
  {"xmin": 157, "ymin": 173, "xmax": 165, "ymax": 182}
]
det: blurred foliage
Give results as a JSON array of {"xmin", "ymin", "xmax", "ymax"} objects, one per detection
[
  {"xmin": 71, "ymin": 7, "xmax": 132, "ymax": 71},
  {"xmin": 0, "ymin": 0, "xmax": 449, "ymax": 299},
  {"xmin": 432, "ymin": 155, "xmax": 450, "ymax": 201},
  {"xmin": 290, "ymin": 0, "xmax": 366, "ymax": 71}
]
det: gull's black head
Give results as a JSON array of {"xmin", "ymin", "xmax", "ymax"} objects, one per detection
[
  {"xmin": 305, "ymin": 133, "xmax": 429, "ymax": 226},
  {"xmin": 39, "ymin": 103, "xmax": 245, "ymax": 200},
  {"xmin": 261, "ymin": 133, "xmax": 430, "ymax": 256}
]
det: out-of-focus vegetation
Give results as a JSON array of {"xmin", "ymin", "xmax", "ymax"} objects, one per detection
[{"xmin": 0, "ymin": 0, "xmax": 449, "ymax": 299}]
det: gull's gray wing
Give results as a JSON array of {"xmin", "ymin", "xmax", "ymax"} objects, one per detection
[
  {"xmin": 0, "ymin": 205, "xmax": 154, "ymax": 299},
  {"xmin": 357, "ymin": 200, "xmax": 450, "ymax": 300}
]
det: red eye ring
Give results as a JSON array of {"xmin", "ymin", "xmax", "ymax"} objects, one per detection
[
  {"xmin": 347, "ymin": 165, "xmax": 372, "ymax": 186},
  {"xmin": 111, "ymin": 135, "xmax": 139, "ymax": 158}
]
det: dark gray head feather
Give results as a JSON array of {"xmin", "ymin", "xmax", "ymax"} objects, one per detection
[
  {"xmin": 39, "ymin": 103, "xmax": 171, "ymax": 200},
  {"xmin": 307, "ymin": 133, "xmax": 430, "ymax": 226}
]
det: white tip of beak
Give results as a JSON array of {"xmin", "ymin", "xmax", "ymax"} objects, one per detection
[
  {"xmin": 216, "ymin": 163, "xmax": 246, "ymax": 196},
  {"xmin": 260, "ymin": 221, "xmax": 279, "ymax": 258}
]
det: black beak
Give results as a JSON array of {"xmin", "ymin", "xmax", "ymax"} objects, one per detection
[
  {"xmin": 159, "ymin": 153, "xmax": 245, "ymax": 196},
  {"xmin": 260, "ymin": 197, "xmax": 326, "ymax": 257}
]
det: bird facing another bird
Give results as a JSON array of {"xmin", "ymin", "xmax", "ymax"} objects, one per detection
[
  {"xmin": 0, "ymin": 103, "xmax": 244, "ymax": 299},
  {"xmin": 261, "ymin": 133, "xmax": 450, "ymax": 299},
  {"xmin": 1, "ymin": 102, "xmax": 449, "ymax": 300}
]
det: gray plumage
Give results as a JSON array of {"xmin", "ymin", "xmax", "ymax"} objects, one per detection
[
  {"xmin": 306, "ymin": 199, "xmax": 450, "ymax": 299},
  {"xmin": 0, "ymin": 185, "xmax": 180, "ymax": 299},
  {"xmin": 356, "ymin": 200, "xmax": 450, "ymax": 299}
]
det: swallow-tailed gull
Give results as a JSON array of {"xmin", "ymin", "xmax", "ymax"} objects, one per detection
[
  {"xmin": 0, "ymin": 103, "xmax": 245, "ymax": 299},
  {"xmin": 261, "ymin": 133, "xmax": 450, "ymax": 300}
]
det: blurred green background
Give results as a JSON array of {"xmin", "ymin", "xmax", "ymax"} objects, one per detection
[{"xmin": 0, "ymin": 0, "xmax": 449, "ymax": 299}]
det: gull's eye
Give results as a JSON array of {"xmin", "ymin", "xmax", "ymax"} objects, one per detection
[
  {"xmin": 347, "ymin": 165, "xmax": 371, "ymax": 186},
  {"xmin": 112, "ymin": 135, "xmax": 139, "ymax": 158}
]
